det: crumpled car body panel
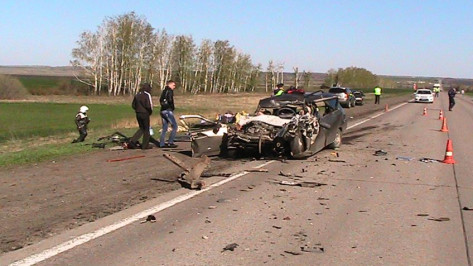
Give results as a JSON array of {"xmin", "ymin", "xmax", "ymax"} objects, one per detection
[{"xmin": 186, "ymin": 92, "xmax": 347, "ymax": 159}]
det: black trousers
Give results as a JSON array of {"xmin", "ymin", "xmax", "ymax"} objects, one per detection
[
  {"xmin": 374, "ymin": 95, "xmax": 380, "ymax": 104},
  {"xmin": 449, "ymin": 97, "xmax": 455, "ymax": 110},
  {"xmin": 75, "ymin": 127, "xmax": 87, "ymax": 142},
  {"xmin": 131, "ymin": 113, "xmax": 151, "ymax": 148}
]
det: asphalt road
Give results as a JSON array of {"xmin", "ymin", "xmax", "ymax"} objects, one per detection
[{"xmin": 3, "ymin": 93, "xmax": 473, "ymax": 265}]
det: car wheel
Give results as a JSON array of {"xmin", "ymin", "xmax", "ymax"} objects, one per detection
[
  {"xmin": 327, "ymin": 129, "xmax": 342, "ymax": 149},
  {"xmin": 345, "ymin": 103, "xmax": 351, "ymax": 109},
  {"xmin": 360, "ymin": 101, "xmax": 364, "ymax": 106}
]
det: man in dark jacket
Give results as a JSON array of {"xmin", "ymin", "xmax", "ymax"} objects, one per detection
[
  {"xmin": 448, "ymin": 87, "xmax": 456, "ymax": 111},
  {"xmin": 129, "ymin": 83, "xmax": 154, "ymax": 149},
  {"xmin": 159, "ymin": 80, "xmax": 178, "ymax": 148}
]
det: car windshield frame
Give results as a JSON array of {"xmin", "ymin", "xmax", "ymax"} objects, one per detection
[{"xmin": 416, "ymin": 90, "xmax": 432, "ymax": 95}]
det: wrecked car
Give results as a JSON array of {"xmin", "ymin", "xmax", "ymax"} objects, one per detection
[
  {"xmin": 188, "ymin": 91, "xmax": 347, "ymax": 159},
  {"xmin": 179, "ymin": 114, "xmax": 229, "ymax": 157}
]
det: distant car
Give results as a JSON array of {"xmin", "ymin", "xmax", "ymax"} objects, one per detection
[
  {"xmin": 414, "ymin": 89, "xmax": 434, "ymax": 103},
  {"xmin": 328, "ymin": 87, "xmax": 356, "ymax": 108},
  {"xmin": 352, "ymin": 90, "xmax": 365, "ymax": 105}
]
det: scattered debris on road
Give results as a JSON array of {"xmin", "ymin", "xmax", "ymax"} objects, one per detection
[
  {"xmin": 245, "ymin": 168, "xmax": 269, "ymax": 173},
  {"xmin": 463, "ymin": 207, "xmax": 473, "ymax": 211},
  {"xmin": 279, "ymin": 171, "xmax": 293, "ymax": 177},
  {"xmin": 279, "ymin": 180, "xmax": 327, "ymax": 187},
  {"xmin": 417, "ymin": 214, "xmax": 429, "ymax": 217},
  {"xmin": 301, "ymin": 246, "xmax": 324, "ymax": 253},
  {"xmin": 396, "ymin": 156, "xmax": 414, "ymax": 161},
  {"xmin": 140, "ymin": 215, "xmax": 157, "ymax": 223},
  {"xmin": 163, "ymin": 153, "xmax": 210, "ymax": 190},
  {"xmin": 328, "ymin": 159, "xmax": 346, "ymax": 163},
  {"xmin": 374, "ymin": 150, "xmax": 388, "ymax": 156},
  {"xmin": 284, "ymin": 250, "xmax": 302, "ymax": 255},
  {"xmin": 107, "ymin": 155, "xmax": 146, "ymax": 162},
  {"xmin": 201, "ymin": 172, "xmax": 233, "ymax": 178},
  {"xmin": 427, "ymin": 217, "xmax": 450, "ymax": 222},
  {"xmin": 222, "ymin": 243, "xmax": 239, "ymax": 252},
  {"xmin": 419, "ymin": 158, "xmax": 440, "ymax": 163}
]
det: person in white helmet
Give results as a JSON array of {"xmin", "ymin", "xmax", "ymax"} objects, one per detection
[{"xmin": 72, "ymin": 105, "xmax": 90, "ymax": 143}]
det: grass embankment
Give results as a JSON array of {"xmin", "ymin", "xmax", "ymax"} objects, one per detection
[
  {"xmin": 0, "ymin": 90, "xmax": 411, "ymax": 167},
  {"xmin": 0, "ymin": 102, "xmax": 136, "ymax": 167},
  {"xmin": 0, "ymin": 93, "xmax": 264, "ymax": 167}
]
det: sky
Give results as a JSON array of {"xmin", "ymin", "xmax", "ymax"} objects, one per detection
[{"xmin": 1, "ymin": 0, "xmax": 472, "ymax": 79}]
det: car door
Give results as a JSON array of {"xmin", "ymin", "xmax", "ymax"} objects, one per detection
[{"xmin": 320, "ymin": 98, "xmax": 344, "ymax": 146}]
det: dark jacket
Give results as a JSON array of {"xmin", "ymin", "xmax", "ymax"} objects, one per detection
[
  {"xmin": 448, "ymin": 88, "xmax": 456, "ymax": 98},
  {"xmin": 160, "ymin": 87, "xmax": 174, "ymax": 111},
  {"xmin": 132, "ymin": 91, "xmax": 153, "ymax": 115}
]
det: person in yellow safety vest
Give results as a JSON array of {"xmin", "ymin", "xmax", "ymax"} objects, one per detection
[
  {"xmin": 434, "ymin": 87, "xmax": 440, "ymax": 97},
  {"xmin": 374, "ymin": 86, "xmax": 382, "ymax": 104},
  {"xmin": 273, "ymin": 83, "xmax": 284, "ymax": 95},
  {"xmin": 275, "ymin": 84, "xmax": 287, "ymax": 96}
]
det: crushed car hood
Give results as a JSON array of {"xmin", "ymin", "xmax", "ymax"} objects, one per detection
[{"xmin": 238, "ymin": 114, "xmax": 290, "ymax": 127}]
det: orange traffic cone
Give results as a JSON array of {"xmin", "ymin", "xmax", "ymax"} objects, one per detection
[
  {"xmin": 385, "ymin": 104, "xmax": 389, "ymax": 112},
  {"xmin": 440, "ymin": 117, "xmax": 448, "ymax": 132},
  {"xmin": 438, "ymin": 110, "xmax": 443, "ymax": 120},
  {"xmin": 442, "ymin": 139, "xmax": 456, "ymax": 164},
  {"xmin": 422, "ymin": 107, "xmax": 427, "ymax": 116}
]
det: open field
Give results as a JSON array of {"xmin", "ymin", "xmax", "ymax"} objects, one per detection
[
  {"xmin": 0, "ymin": 90, "xmax": 413, "ymax": 168},
  {"xmin": 0, "ymin": 93, "xmax": 266, "ymax": 167}
]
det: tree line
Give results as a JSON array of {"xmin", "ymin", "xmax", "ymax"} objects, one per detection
[{"xmin": 71, "ymin": 12, "xmax": 262, "ymax": 95}]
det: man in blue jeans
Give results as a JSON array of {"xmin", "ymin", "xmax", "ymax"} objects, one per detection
[{"xmin": 159, "ymin": 80, "xmax": 178, "ymax": 148}]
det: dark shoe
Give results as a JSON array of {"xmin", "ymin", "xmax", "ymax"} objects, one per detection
[
  {"xmin": 142, "ymin": 145, "xmax": 153, "ymax": 150},
  {"xmin": 72, "ymin": 139, "xmax": 78, "ymax": 143},
  {"xmin": 166, "ymin": 143, "xmax": 178, "ymax": 148}
]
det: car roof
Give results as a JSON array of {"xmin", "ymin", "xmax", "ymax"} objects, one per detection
[
  {"xmin": 258, "ymin": 91, "xmax": 338, "ymax": 108},
  {"xmin": 416, "ymin": 89, "xmax": 432, "ymax": 92}
]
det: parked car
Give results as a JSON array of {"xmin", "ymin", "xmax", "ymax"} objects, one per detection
[
  {"xmin": 414, "ymin": 89, "xmax": 434, "ymax": 103},
  {"xmin": 187, "ymin": 92, "xmax": 347, "ymax": 159},
  {"xmin": 328, "ymin": 87, "xmax": 356, "ymax": 108},
  {"xmin": 352, "ymin": 90, "xmax": 365, "ymax": 105}
]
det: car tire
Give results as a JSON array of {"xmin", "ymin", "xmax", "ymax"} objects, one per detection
[{"xmin": 327, "ymin": 129, "xmax": 342, "ymax": 149}]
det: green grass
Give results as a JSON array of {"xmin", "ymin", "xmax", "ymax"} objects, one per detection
[
  {"xmin": 0, "ymin": 102, "xmax": 135, "ymax": 143},
  {"xmin": 16, "ymin": 75, "xmax": 88, "ymax": 95},
  {"xmin": 0, "ymin": 142, "xmax": 91, "ymax": 166}
]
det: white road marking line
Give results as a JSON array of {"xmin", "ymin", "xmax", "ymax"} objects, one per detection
[
  {"xmin": 9, "ymin": 161, "xmax": 272, "ymax": 266},
  {"xmin": 347, "ymin": 102, "xmax": 407, "ymax": 130},
  {"xmin": 11, "ymin": 102, "xmax": 409, "ymax": 265}
]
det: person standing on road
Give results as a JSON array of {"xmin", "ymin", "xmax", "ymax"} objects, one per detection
[
  {"xmin": 374, "ymin": 86, "xmax": 382, "ymax": 104},
  {"xmin": 448, "ymin": 87, "xmax": 457, "ymax": 111},
  {"xmin": 72, "ymin": 105, "xmax": 90, "ymax": 143},
  {"xmin": 159, "ymin": 80, "xmax": 178, "ymax": 148},
  {"xmin": 129, "ymin": 83, "xmax": 154, "ymax": 149}
]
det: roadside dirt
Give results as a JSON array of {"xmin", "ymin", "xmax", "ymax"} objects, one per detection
[{"xmin": 0, "ymin": 94, "xmax": 411, "ymax": 254}]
